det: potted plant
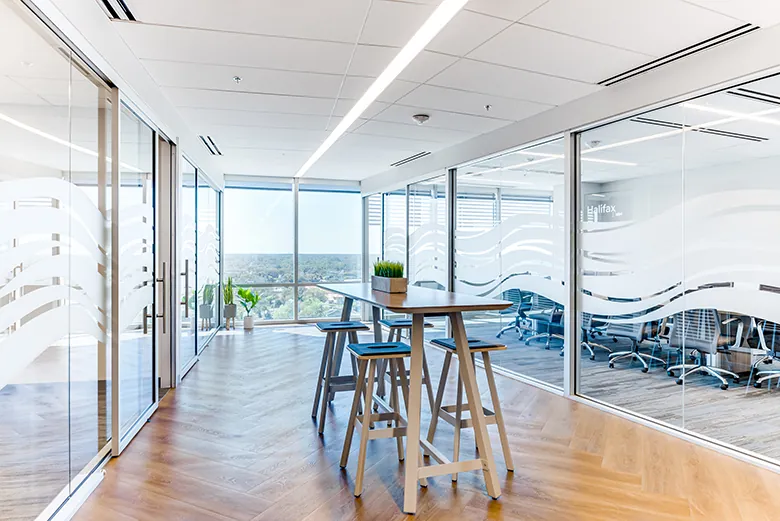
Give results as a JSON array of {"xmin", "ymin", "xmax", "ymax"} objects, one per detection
[
  {"xmin": 199, "ymin": 284, "xmax": 214, "ymax": 329},
  {"xmin": 223, "ymin": 277, "xmax": 236, "ymax": 330},
  {"xmin": 237, "ymin": 287, "xmax": 260, "ymax": 330},
  {"xmin": 371, "ymin": 260, "xmax": 407, "ymax": 293}
]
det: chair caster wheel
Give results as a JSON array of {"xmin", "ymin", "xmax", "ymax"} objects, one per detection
[
  {"xmin": 720, "ymin": 384, "xmax": 729, "ymax": 390},
  {"xmin": 559, "ymin": 351, "xmax": 564, "ymax": 357},
  {"xmin": 765, "ymin": 359, "xmax": 773, "ymax": 364},
  {"xmin": 613, "ymin": 338, "xmax": 618, "ymax": 342},
  {"xmin": 755, "ymin": 382, "xmax": 763, "ymax": 388},
  {"xmin": 667, "ymin": 371, "xmax": 675, "ymax": 377},
  {"xmin": 608, "ymin": 363, "xmax": 615, "ymax": 369},
  {"xmin": 641, "ymin": 367, "xmax": 648, "ymax": 373},
  {"xmin": 676, "ymin": 379, "xmax": 683, "ymax": 385},
  {"xmin": 590, "ymin": 355, "xmax": 595, "ymax": 361}
]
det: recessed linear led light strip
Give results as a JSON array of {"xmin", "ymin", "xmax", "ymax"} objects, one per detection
[
  {"xmin": 0, "ymin": 111, "xmax": 144, "ymax": 173},
  {"xmin": 293, "ymin": 0, "xmax": 470, "ymax": 178}
]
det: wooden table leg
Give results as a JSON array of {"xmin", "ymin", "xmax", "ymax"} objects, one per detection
[
  {"xmin": 329, "ymin": 297, "xmax": 353, "ymax": 402},
  {"xmin": 450, "ymin": 311, "xmax": 501, "ymax": 500},
  {"xmin": 403, "ymin": 313, "xmax": 425, "ymax": 514}
]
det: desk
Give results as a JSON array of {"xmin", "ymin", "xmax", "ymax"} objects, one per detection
[{"xmin": 318, "ymin": 283, "xmax": 511, "ymax": 514}]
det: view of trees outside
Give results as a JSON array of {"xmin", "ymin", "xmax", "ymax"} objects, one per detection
[{"xmin": 223, "ymin": 184, "xmax": 362, "ymax": 322}]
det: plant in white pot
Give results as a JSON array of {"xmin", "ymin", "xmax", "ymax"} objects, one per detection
[
  {"xmin": 371, "ymin": 260, "xmax": 407, "ymax": 293},
  {"xmin": 223, "ymin": 277, "xmax": 236, "ymax": 330},
  {"xmin": 237, "ymin": 287, "xmax": 259, "ymax": 330},
  {"xmin": 199, "ymin": 284, "xmax": 215, "ymax": 330}
]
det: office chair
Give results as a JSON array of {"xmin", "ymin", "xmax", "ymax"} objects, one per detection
[
  {"xmin": 665, "ymin": 309, "xmax": 741, "ymax": 390},
  {"xmin": 752, "ymin": 319, "xmax": 780, "ymax": 388},
  {"xmin": 580, "ymin": 313, "xmax": 612, "ymax": 360},
  {"xmin": 523, "ymin": 293, "xmax": 563, "ymax": 349},
  {"xmin": 607, "ymin": 319, "xmax": 664, "ymax": 372},
  {"xmin": 495, "ymin": 288, "xmax": 531, "ymax": 339}
]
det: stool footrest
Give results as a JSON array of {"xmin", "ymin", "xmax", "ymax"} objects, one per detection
[
  {"xmin": 438, "ymin": 406, "xmax": 496, "ymax": 429},
  {"xmin": 418, "ymin": 459, "xmax": 484, "ymax": 479}
]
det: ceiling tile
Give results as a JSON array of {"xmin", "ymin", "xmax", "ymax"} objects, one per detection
[
  {"xmin": 348, "ymin": 46, "xmax": 458, "ymax": 83},
  {"xmin": 129, "ymin": 0, "xmax": 369, "ymax": 43},
  {"xmin": 141, "ymin": 60, "xmax": 345, "ymax": 98},
  {"xmin": 426, "ymin": 59, "xmax": 602, "ymax": 106},
  {"xmin": 359, "ymin": 0, "xmax": 435, "ymax": 47},
  {"xmin": 427, "ymin": 9, "xmax": 512, "ymax": 56},
  {"xmin": 522, "ymin": 0, "xmax": 740, "ymax": 56},
  {"xmin": 201, "ymin": 125, "xmax": 326, "ymax": 150},
  {"xmin": 685, "ymin": 0, "xmax": 780, "ymax": 28},
  {"xmin": 354, "ymin": 119, "xmax": 477, "ymax": 143},
  {"xmin": 116, "ymin": 23, "xmax": 353, "ymax": 74},
  {"xmin": 178, "ymin": 108, "xmax": 333, "ymax": 130},
  {"xmin": 468, "ymin": 23, "xmax": 651, "ymax": 83},
  {"xmin": 397, "ymin": 84, "xmax": 552, "ymax": 121},
  {"xmin": 372, "ymin": 103, "xmax": 512, "ymax": 134},
  {"xmin": 465, "ymin": 0, "xmax": 550, "ymax": 21}
]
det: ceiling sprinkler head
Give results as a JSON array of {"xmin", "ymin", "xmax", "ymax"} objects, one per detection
[
  {"xmin": 588, "ymin": 140, "xmax": 601, "ymax": 148},
  {"xmin": 412, "ymin": 114, "xmax": 430, "ymax": 125},
  {"xmin": 233, "ymin": 75, "xmax": 242, "ymax": 84},
  {"xmin": 485, "ymin": 104, "xmax": 492, "ymax": 112}
]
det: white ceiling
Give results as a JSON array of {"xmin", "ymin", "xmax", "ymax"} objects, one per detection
[
  {"xmin": 0, "ymin": 0, "xmax": 768, "ymax": 181},
  {"xmin": 109, "ymin": 0, "xmax": 780, "ymax": 181}
]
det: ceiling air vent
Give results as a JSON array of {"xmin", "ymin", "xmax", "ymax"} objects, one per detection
[
  {"xmin": 390, "ymin": 151, "xmax": 430, "ymax": 167},
  {"xmin": 631, "ymin": 116, "xmax": 768, "ymax": 142},
  {"xmin": 97, "ymin": 0, "xmax": 136, "ymax": 21},
  {"xmin": 727, "ymin": 87, "xmax": 780, "ymax": 106},
  {"xmin": 599, "ymin": 24, "xmax": 759, "ymax": 87},
  {"xmin": 199, "ymin": 135, "xmax": 223, "ymax": 156}
]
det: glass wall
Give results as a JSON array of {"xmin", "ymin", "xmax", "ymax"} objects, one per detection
[
  {"xmin": 223, "ymin": 181, "xmax": 295, "ymax": 321},
  {"xmin": 179, "ymin": 160, "xmax": 198, "ymax": 370},
  {"xmin": 382, "ymin": 189, "xmax": 407, "ymax": 264},
  {"xmin": 455, "ymin": 139, "xmax": 566, "ymax": 388},
  {"xmin": 197, "ymin": 174, "xmax": 220, "ymax": 349},
  {"xmin": 577, "ymin": 73, "xmax": 780, "ymax": 459},
  {"xmin": 117, "ymin": 105, "xmax": 156, "ymax": 435},
  {"xmin": 223, "ymin": 180, "xmax": 361, "ymax": 323},
  {"xmin": 408, "ymin": 176, "xmax": 447, "ymax": 291},
  {"xmin": 0, "ymin": 1, "xmax": 113, "ymax": 517}
]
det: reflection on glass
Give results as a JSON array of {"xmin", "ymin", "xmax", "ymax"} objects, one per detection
[
  {"xmin": 179, "ymin": 162, "xmax": 197, "ymax": 370},
  {"xmin": 298, "ymin": 187, "xmax": 362, "ymax": 284},
  {"xmin": 408, "ymin": 176, "xmax": 447, "ymax": 290},
  {"xmin": 197, "ymin": 175, "xmax": 220, "ymax": 350},
  {"xmin": 367, "ymin": 193, "xmax": 382, "ymax": 267},
  {"xmin": 118, "ymin": 105, "xmax": 155, "ymax": 434},
  {"xmin": 382, "ymin": 190, "xmax": 407, "ymax": 264},
  {"xmin": 455, "ymin": 138, "xmax": 566, "ymax": 388}
]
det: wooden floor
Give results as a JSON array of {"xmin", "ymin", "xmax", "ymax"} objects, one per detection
[{"xmin": 73, "ymin": 325, "xmax": 780, "ymax": 521}]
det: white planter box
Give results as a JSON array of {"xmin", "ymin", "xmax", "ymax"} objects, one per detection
[
  {"xmin": 243, "ymin": 316, "xmax": 255, "ymax": 330},
  {"xmin": 371, "ymin": 275, "xmax": 408, "ymax": 294}
]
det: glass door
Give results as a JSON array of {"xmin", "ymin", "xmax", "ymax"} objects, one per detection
[{"xmin": 179, "ymin": 161, "xmax": 198, "ymax": 372}]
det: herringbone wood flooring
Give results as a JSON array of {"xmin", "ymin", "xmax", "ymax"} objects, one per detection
[{"xmin": 73, "ymin": 325, "xmax": 780, "ymax": 521}]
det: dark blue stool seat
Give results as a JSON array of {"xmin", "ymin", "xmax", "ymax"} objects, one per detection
[
  {"xmin": 379, "ymin": 318, "xmax": 434, "ymax": 329},
  {"xmin": 348, "ymin": 342, "xmax": 411, "ymax": 359},
  {"xmin": 316, "ymin": 321, "xmax": 369, "ymax": 332},
  {"xmin": 430, "ymin": 337, "xmax": 506, "ymax": 352}
]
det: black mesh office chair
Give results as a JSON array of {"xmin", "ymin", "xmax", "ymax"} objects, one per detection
[
  {"xmin": 523, "ymin": 294, "xmax": 563, "ymax": 349},
  {"xmin": 495, "ymin": 288, "xmax": 532, "ymax": 339},
  {"xmin": 752, "ymin": 319, "xmax": 780, "ymax": 388},
  {"xmin": 606, "ymin": 319, "xmax": 663, "ymax": 372},
  {"xmin": 581, "ymin": 313, "xmax": 612, "ymax": 360},
  {"xmin": 665, "ymin": 309, "xmax": 741, "ymax": 390}
]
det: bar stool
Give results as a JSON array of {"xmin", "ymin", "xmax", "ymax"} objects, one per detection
[
  {"xmin": 377, "ymin": 318, "xmax": 436, "ymax": 412},
  {"xmin": 340, "ymin": 341, "xmax": 427, "ymax": 497},
  {"xmin": 426, "ymin": 337, "xmax": 514, "ymax": 481},
  {"xmin": 312, "ymin": 321, "xmax": 370, "ymax": 435}
]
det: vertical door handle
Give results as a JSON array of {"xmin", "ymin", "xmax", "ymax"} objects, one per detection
[
  {"xmin": 156, "ymin": 260, "xmax": 167, "ymax": 334},
  {"xmin": 180, "ymin": 258, "xmax": 189, "ymax": 318}
]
